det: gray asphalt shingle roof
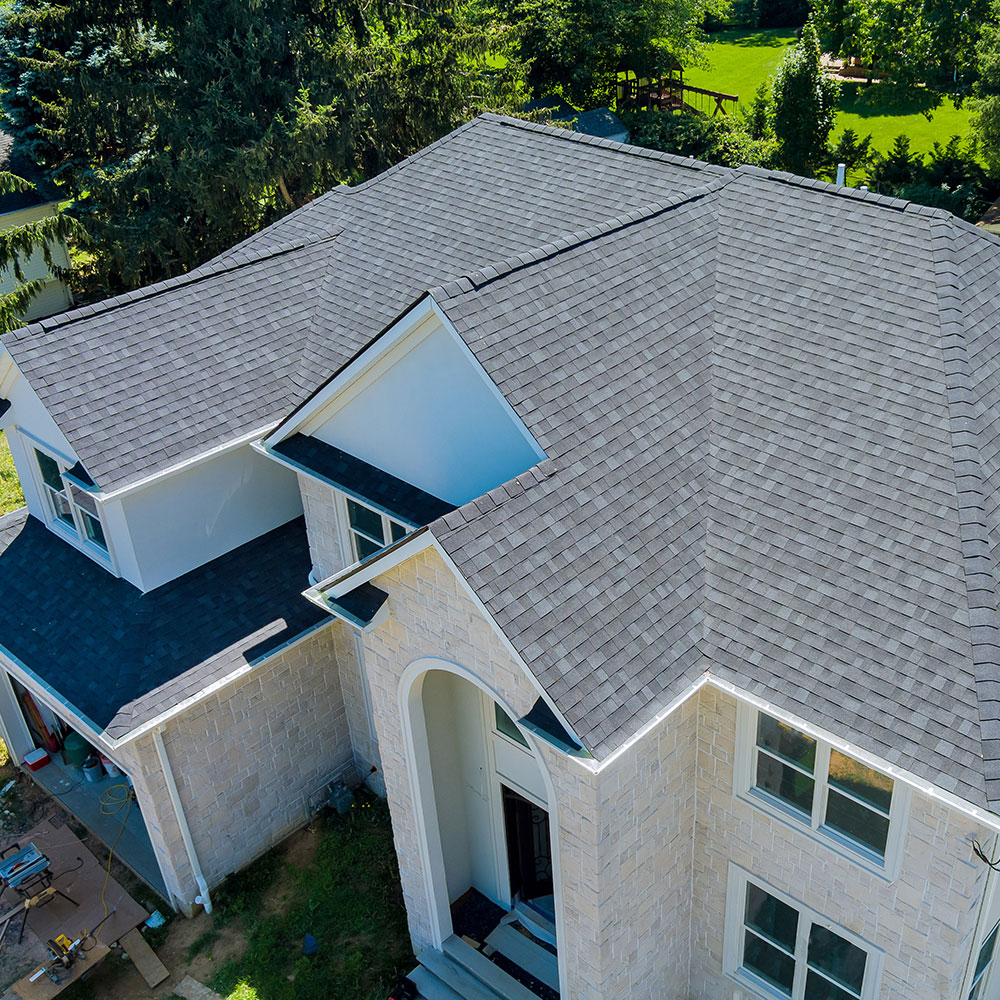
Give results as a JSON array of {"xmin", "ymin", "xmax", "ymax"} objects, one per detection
[
  {"xmin": 427, "ymin": 168, "xmax": 1000, "ymax": 810},
  {"xmin": 1, "ymin": 116, "xmax": 721, "ymax": 493},
  {"xmin": 0, "ymin": 509, "xmax": 327, "ymax": 739}
]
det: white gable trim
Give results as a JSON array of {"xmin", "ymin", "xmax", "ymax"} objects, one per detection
[
  {"xmin": 264, "ymin": 295, "xmax": 545, "ymax": 464},
  {"xmin": 306, "ymin": 528, "xmax": 587, "ymax": 755}
]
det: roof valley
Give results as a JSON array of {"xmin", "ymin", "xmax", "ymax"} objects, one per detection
[{"xmin": 929, "ymin": 214, "xmax": 999, "ymax": 804}]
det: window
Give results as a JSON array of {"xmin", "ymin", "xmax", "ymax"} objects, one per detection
[
  {"xmin": 742, "ymin": 709, "xmax": 902, "ymax": 869},
  {"xmin": 969, "ymin": 920, "xmax": 999, "ymax": 1000},
  {"xmin": 730, "ymin": 873, "xmax": 877, "ymax": 1000},
  {"xmin": 33, "ymin": 448, "xmax": 107, "ymax": 553},
  {"xmin": 344, "ymin": 497, "xmax": 407, "ymax": 562},
  {"xmin": 494, "ymin": 704, "xmax": 529, "ymax": 748}
]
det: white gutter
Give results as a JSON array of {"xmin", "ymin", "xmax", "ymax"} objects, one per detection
[{"xmin": 152, "ymin": 726, "xmax": 213, "ymax": 914}]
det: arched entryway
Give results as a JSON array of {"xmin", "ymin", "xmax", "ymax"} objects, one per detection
[{"xmin": 401, "ymin": 658, "xmax": 564, "ymax": 995}]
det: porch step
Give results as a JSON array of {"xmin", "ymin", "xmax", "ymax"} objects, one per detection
[
  {"xmin": 484, "ymin": 924, "xmax": 559, "ymax": 992},
  {"xmin": 409, "ymin": 964, "xmax": 465, "ymax": 1000},
  {"xmin": 415, "ymin": 935, "xmax": 543, "ymax": 1000},
  {"xmin": 507, "ymin": 901, "xmax": 556, "ymax": 947}
]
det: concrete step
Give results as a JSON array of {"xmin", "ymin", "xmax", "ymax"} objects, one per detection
[
  {"xmin": 409, "ymin": 964, "xmax": 466, "ymax": 1000},
  {"xmin": 442, "ymin": 934, "xmax": 545, "ymax": 1000},
  {"xmin": 484, "ymin": 923, "xmax": 559, "ymax": 992}
]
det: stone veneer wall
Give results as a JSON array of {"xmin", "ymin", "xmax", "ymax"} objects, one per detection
[
  {"xmin": 298, "ymin": 473, "xmax": 348, "ymax": 581},
  {"xmin": 361, "ymin": 546, "xmax": 698, "ymax": 1000},
  {"xmin": 689, "ymin": 684, "xmax": 993, "ymax": 1000},
  {"xmin": 116, "ymin": 622, "xmax": 358, "ymax": 911}
]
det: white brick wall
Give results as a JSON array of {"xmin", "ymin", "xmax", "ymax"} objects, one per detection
[
  {"xmin": 298, "ymin": 473, "xmax": 347, "ymax": 580},
  {"xmin": 120, "ymin": 622, "xmax": 359, "ymax": 908}
]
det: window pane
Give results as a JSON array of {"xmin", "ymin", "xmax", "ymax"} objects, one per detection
[
  {"xmin": 757, "ymin": 714, "xmax": 816, "ymax": 771},
  {"xmin": 354, "ymin": 534, "xmax": 381, "ymax": 560},
  {"xmin": 804, "ymin": 971, "xmax": 859, "ymax": 1000},
  {"xmin": 975, "ymin": 921, "xmax": 1000, "ymax": 982},
  {"xmin": 347, "ymin": 500, "xmax": 384, "ymax": 544},
  {"xmin": 48, "ymin": 488, "xmax": 74, "ymax": 526},
  {"xmin": 757, "ymin": 751, "xmax": 815, "ymax": 813},
  {"xmin": 390, "ymin": 521, "xmax": 408, "ymax": 543},
  {"xmin": 82, "ymin": 511, "xmax": 107, "ymax": 550},
  {"xmin": 744, "ymin": 931, "xmax": 795, "ymax": 995},
  {"xmin": 824, "ymin": 789, "xmax": 890, "ymax": 855},
  {"xmin": 808, "ymin": 925, "xmax": 866, "ymax": 996},
  {"xmin": 495, "ymin": 705, "xmax": 529, "ymax": 747},
  {"xmin": 828, "ymin": 750, "xmax": 893, "ymax": 813},
  {"xmin": 35, "ymin": 450, "xmax": 62, "ymax": 490},
  {"xmin": 745, "ymin": 883, "xmax": 798, "ymax": 952}
]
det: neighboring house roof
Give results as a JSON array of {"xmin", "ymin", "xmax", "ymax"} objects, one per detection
[
  {"xmin": 0, "ymin": 132, "xmax": 54, "ymax": 215},
  {"xmin": 523, "ymin": 97, "xmax": 629, "ymax": 142},
  {"xmin": 2, "ymin": 116, "xmax": 721, "ymax": 493},
  {"xmin": 421, "ymin": 168, "xmax": 1000, "ymax": 811},
  {"xmin": 0, "ymin": 509, "xmax": 327, "ymax": 740}
]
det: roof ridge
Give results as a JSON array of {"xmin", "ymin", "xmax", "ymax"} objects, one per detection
[
  {"xmin": 482, "ymin": 113, "xmax": 729, "ymax": 175},
  {"xmin": 430, "ymin": 175, "xmax": 731, "ymax": 301},
  {"xmin": 2, "ymin": 233, "xmax": 341, "ymax": 342},
  {"xmin": 736, "ymin": 163, "xmax": 957, "ymax": 217},
  {"xmin": 929, "ymin": 213, "xmax": 999, "ymax": 804}
]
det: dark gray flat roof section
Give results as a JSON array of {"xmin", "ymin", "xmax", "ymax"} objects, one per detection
[
  {"xmin": 273, "ymin": 434, "xmax": 454, "ymax": 527},
  {"xmin": 0, "ymin": 510, "xmax": 327, "ymax": 739}
]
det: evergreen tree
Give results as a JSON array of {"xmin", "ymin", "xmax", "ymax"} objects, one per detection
[
  {"xmin": 770, "ymin": 19, "xmax": 839, "ymax": 176},
  {"xmin": 0, "ymin": 0, "xmax": 524, "ymax": 294}
]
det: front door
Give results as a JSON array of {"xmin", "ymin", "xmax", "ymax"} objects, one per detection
[{"xmin": 502, "ymin": 785, "xmax": 553, "ymax": 904}]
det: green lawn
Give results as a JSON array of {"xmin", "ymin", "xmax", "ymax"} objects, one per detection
[
  {"xmin": 684, "ymin": 28, "xmax": 974, "ymax": 156},
  {"xmin": 209, "ymin": 796, "xmax": 413, "ymax": 1000},
  {"xmin": 0, "ymin": 432, "xmax": 24, "ymax": 516}
]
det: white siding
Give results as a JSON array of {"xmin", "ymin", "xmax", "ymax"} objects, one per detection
[{"xmin": 0, "ymin": 203, "xmax": 73, "ymax": 323}]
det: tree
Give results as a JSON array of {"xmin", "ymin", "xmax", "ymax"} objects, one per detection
[
  {"xmin": 492, "ymin": 0, "xmax": 730, "ymax": 107},
  {"xmin": 0, "ymin": 172, "xmax": 81, "ymax": 332},
  {"xmin": 770, "ymin": 20, "xmax": 839, "ymax": 175},
  {"xmin": 974, "ymin": 0, "xmax": 1000, "ymax": 175},
  {"xmin": 0, "ymin": 0, "xmax": 525, "ymax": 295}
]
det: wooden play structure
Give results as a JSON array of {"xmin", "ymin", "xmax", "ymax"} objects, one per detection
[{"xmin": 618, "ymin": 62, "xmax": 738, "ymax": 117}]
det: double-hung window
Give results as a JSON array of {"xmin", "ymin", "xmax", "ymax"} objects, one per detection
[
  {"xmin": 34, "ymin": 448, "xmax": 108, "ymax": 553},
  {"xmin": 345, "ymin": 497, "xmax": 407, "ymax": 562},
  {"xmin": 740, "ymin": 707, "xmax": 904, "ymax": 872},
  {"xmin": 729, "ymin": 872, "xmax": 878, "ymax": 1000},
  {"xmin": 969, "ymin": 919, "xmax": 1000, "ymax": 999}
]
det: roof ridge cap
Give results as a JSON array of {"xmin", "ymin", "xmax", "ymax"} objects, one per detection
[
  {"xmin": 431, "ymin": 176, "xmax": 730, "ymax": 299},
  {"xmin": 929, "ymin": 213, "xmax": 1000, "ymax": 805},
  {"xmin": 483, "ymin": 112, "xmax": 729, "ymax": 175},
  {"xmin": 2, "ymin": 233, "xmax": 340, "ymax": 342},
  {"xmin": 434, "ymin": 459, "xmax": 560, "ymax": 532}
]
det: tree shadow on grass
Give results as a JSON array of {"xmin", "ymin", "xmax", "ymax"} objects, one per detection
[
  {"xmin": 838, "ymin": 81, "xmax": 944, "ymax": 119},
  {"xmin": 706, "ymin": 28, "xmax": 796, "ymax": 47}
]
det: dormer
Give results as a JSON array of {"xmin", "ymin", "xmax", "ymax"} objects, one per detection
[{"xmin": 264, "ymin": 296, "xmax": 545, "ymax": 578}]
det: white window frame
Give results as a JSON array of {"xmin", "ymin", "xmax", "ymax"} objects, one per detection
[
  {"xmin": 335, "ymin": 491, "xmax": 409, "ymax": 565},
  {"xmin": 734, "ymin": 702, "xmax": 909, "ymax": 879},
  {"xmin": 27, "ymin": 440, "xmax": 113, "ymax": 568},
  {"xmin": 963, "ymin": 864, "xmax": 1000, "ymax": 999},
  {"xmin": 724, "ymin": 865, "xmax": 883, "ymax": 1000}
]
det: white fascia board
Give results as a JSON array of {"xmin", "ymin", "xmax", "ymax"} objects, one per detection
[
  {"xmin": 308, "ymin": 528, "xmax": 588, "ymax": 755},
  {"xmin": 0, "ymin": 646, "xmax": 110, "ymax": 751},
  {"xmin": 264, "ymin": 295, "xmax": 439, "ymax": 446},
  {"xmin": 575, "ymin": 669, "xmax": 1000, "ymax": 834},
  {"xmin": 96, "ymin": 424, "xmax": 275, "ymax": 501},
  {"xmin": 106, "ymin": 617, "xmax": 337, "ymax": 749}
]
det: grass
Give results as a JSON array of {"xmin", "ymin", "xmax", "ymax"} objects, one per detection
[
  {"xmin": 684, "ymin": 27, "xmax": 974, "ymax": 156},
  {"xmin": 209, "ymin": 796, "xmax": 413, "ymax": 1000},
  {"xmin": 0, "ymin": 431, "xmax": 24, "ymax": 515}
]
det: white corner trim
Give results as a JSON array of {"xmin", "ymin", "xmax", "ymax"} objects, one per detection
[{"xmin": 95, "ymin": 424, "xmax": 276, "ymax": 501}]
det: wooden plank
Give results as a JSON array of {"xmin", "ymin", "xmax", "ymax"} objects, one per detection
[{"xmin": 120, "ymin": 927, "xmax": 169, "ymax": 987}]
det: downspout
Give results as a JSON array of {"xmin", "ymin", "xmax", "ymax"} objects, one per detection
[{"xmin": 152, "ymin": 726, "xmax": 213, "ymax": 914}]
